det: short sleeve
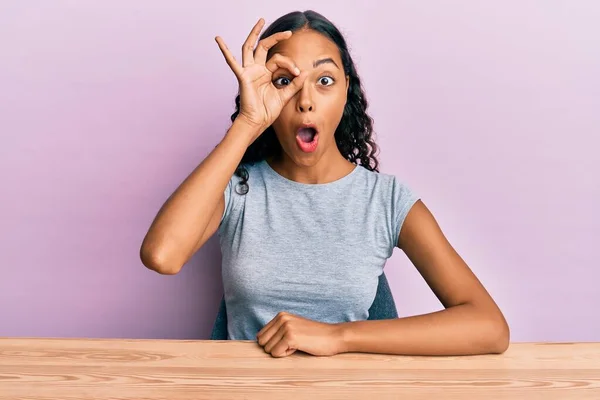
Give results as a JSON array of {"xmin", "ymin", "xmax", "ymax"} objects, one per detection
[
  {"xmin": 390, "ymin": 176, "xmax": 420, "ymax": 250},
  {"xmin": 220, "ymin": 175, "xmax": 235, "ymax": 225}
]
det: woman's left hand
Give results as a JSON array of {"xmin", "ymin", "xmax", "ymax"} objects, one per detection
[{"xmin": 256, "ymin": 312, "xmax": 345, "ymax": 357}]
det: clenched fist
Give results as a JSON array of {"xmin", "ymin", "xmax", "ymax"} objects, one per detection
[{"xmin": 256, "ymin": 311, "xmax": 346, "ymax": 358}]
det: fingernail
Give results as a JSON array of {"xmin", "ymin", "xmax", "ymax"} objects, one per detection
[{"xmin": 294, "ymin": 67, "xmax": 300, "ymax": 75}]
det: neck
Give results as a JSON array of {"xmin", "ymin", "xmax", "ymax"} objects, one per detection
[{"xmin": 267, "ymin": 148, "xmax": 356, "ymax": 184}]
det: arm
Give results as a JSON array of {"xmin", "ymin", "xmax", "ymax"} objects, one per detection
[
  {"xmin": 337, "ymin": 200, "xmax": 510, "ymax": 355},
  {"xmin": 141, "ymin": 20, "xmax": 308, "ymax": 275},
  {"xmin": 139, "ymin": 120, "xmax": 256, "ymax": 275}
]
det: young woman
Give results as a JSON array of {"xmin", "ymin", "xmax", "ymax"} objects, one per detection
[{"xmin": 140, "ymin": 10, "xmax": 509, "ymax": 358}]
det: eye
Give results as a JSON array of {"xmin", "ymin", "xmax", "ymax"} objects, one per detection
[
  {"xmin": 273, "ymin": 76, "xmax": 291, "ymax": 86},
  {"xmin": 318, "ymin": 76, "xmax": 335, "ymax": 86}
]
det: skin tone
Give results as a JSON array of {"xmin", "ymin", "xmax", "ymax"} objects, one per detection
[
  {"xmin": 267, "ymin": 28, "xmax": 355, "ymax": 184},
  {"xmin": 216, "ymin": 18, "xmax": 510, "ymax": 358}
]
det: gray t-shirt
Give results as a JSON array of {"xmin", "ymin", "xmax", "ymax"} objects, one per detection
[{"xmin": 218, "ymin": 159, "xmax": 419, "ymax": 340}]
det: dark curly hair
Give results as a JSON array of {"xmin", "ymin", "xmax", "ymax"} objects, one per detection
[{"xmin": 230, "ymin": 10, "xmax": 379, "ymax": 194}]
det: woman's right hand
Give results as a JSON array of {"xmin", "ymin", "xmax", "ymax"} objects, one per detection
[{"xmin": 215, "ymin": 18, "xmax": 308, "ymax": 140}]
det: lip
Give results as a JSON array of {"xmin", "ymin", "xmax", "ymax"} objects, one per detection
[
  {"xmin": 294, "ymin": 122, "xmax": 320, "ymax": 153},
  {"xmin": 296, "ymin": 122, "xmax": 319, "ymax": 134}
]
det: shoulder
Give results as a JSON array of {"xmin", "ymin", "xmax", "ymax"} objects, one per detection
[
  {"xmin": 356, "ymin": 167, "xmax": 416, "ymax": 200},
  {"xmin": 361, "ymin": 167, "xmax": 420, "ymax": 232},
  {"xmin": 226, "ymin": 161, "xmax": 266, "ymax": 193},
  {"xmin": 221, "ymin": 161, "xmax": 265, "ymax": 224}
]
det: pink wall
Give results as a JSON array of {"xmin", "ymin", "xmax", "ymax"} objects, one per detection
[{"xmin": 1, "ymin": 1, "xmax": 598, "ymax": 341}]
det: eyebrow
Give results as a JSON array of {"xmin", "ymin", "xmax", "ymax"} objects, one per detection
[{"xmin": 313, "ymin": 58, "xmax": 339, "ymax": 69}]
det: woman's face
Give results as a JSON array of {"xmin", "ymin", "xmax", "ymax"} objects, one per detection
[{"xmin": 268, "ymin": 29, "xmax": 349, "ymax": 167}]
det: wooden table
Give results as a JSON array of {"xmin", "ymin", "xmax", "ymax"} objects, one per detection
[{"xmin": 1, "ymin": 338, "xmax": 599, "ymax": 399}]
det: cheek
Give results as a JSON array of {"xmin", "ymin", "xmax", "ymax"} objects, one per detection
[
  {"xmin": 279, "ymin": 101, "xmax": 296, "ymax": 117},
  {"xmin": 272, "ymin": 106, "xmax": 293, "ymax": 134},
  {"xmin": 322, "ymin": 94, "xmax": 346, "ymax": 124}
]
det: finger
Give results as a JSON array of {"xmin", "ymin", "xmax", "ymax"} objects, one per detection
[
  {"xmin": 256, "ymin": 313, "xmax": 278, "ymax": 339},
  {"xmin": 270, "ymin": 331, "xmax": 296, "ymax": 358},
  {"xmin": 242, "ymin": 18, "xmax": 265, "ymax": 67},
  {"xmin": 284, "ymin": 347, "xmax": 297, "ymax": 357},
  {"xmin": 253, "ymin": 31, "xmax": 292, "ymax": 65},
  {"xmin": 263, "ymin": 324, "xmax": 286, "ymax": 354},
  {"xmin": 265, "ymin": 54, "xmax": 300, "ymax": 76},
  {"xmin": 279, "ymin": 70, "xmax": 309, "ymax": 103},
  {"xmin": 215, "ymin": 36, "xmax": 242, "ymax": 78},
  {"xmin": 257, "ymin": 319, "xmax": 282, "ymax": 346}
]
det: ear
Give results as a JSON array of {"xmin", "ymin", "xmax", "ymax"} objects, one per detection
[{"xmin": 345, "ymin": 75, "xmax": 350, "ymax": 93}]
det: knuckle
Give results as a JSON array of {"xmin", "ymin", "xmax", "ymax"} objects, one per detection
[{"xmin": 257, "ymin": 40, "xmax": 268, "ymax": 50}]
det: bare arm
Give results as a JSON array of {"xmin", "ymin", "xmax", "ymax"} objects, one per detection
[
  {"xmin": 140, "ymin": 120, "xmax": 256, "ymax": 274},
  {"xmin": 140, "ymin": 18, "xmax": 308, "ymax": 275},
  {"xmin": 338, "ymin": 200, "xmax": 510, "ymax": 355}
]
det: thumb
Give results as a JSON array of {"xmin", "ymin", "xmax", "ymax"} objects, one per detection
[
  {"xmin": 278, "ymin": 71, "xmax": 308, "ymax": 104},
  {"xmin": 285, "ymin": 348, "xmax": 297, "ymax": 357}
]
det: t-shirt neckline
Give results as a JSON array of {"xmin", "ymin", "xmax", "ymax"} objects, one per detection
[{"xmin": 261, "ymin": 159, "xmax": 361, "ymax": 188}]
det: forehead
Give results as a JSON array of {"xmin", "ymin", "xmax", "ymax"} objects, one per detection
[{"xmin": 269, "ymin": 29, "xmax": 341, "ymax": 65}]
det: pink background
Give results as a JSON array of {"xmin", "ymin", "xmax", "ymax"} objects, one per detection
[{"xmin": 1, "ymin": 1, "xmax": 598, "ymax": 341}]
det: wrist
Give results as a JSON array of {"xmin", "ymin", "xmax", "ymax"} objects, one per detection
[
  {"xmin": 333, "ymin": 322, "xmax": 352, "ymax": 354},
  {"xmin": 232, "ymin": 116, "xmax": 264, "ymax": 140}
]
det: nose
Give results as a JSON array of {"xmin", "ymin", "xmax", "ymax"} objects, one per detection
[
  {"xmin": 296, "ymin": 85, "xmax": 314, "ymax": 113},
  {"xmin": 299, "ymin": 103, "xmax": 313, "ymax": 112}
]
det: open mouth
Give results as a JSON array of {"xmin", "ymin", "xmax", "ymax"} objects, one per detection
[
  {"xmin": 295, "ymin": 126, "xmax": 319, "ymax": 153},
  {"xmin": 297, "ymin": 127, "xmax": 317, "ymax": 143}
]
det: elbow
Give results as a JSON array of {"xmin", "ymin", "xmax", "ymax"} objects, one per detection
[
  {"xmin": 495, "ymin": 319, "xmax": 511, "ymax": 354},
  {"xmin": 139, "ymin": 241, "xmax": 182, "ymax": 275},
  {"xmin": 484, "ymin": 314, "xmax": 510, "ymax": 354}
]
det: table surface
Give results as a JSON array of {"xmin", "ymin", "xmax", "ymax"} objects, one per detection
[{"xmin": 1, "ymin": 338, "xmax": 599, "ymax": 399}]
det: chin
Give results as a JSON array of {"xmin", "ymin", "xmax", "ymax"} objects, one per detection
[
  {"xmin": 291, "ymin": 153, "xmax": 319, "ymax": 167},
  {"xmin": 281, "ymin": 147, "xmax": 320, "ymax": 168}
]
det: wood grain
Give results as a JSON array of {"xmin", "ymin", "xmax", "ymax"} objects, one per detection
[{"xmin": 1, "ymin": 338, "xmax": 599, "ymax": 399}]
